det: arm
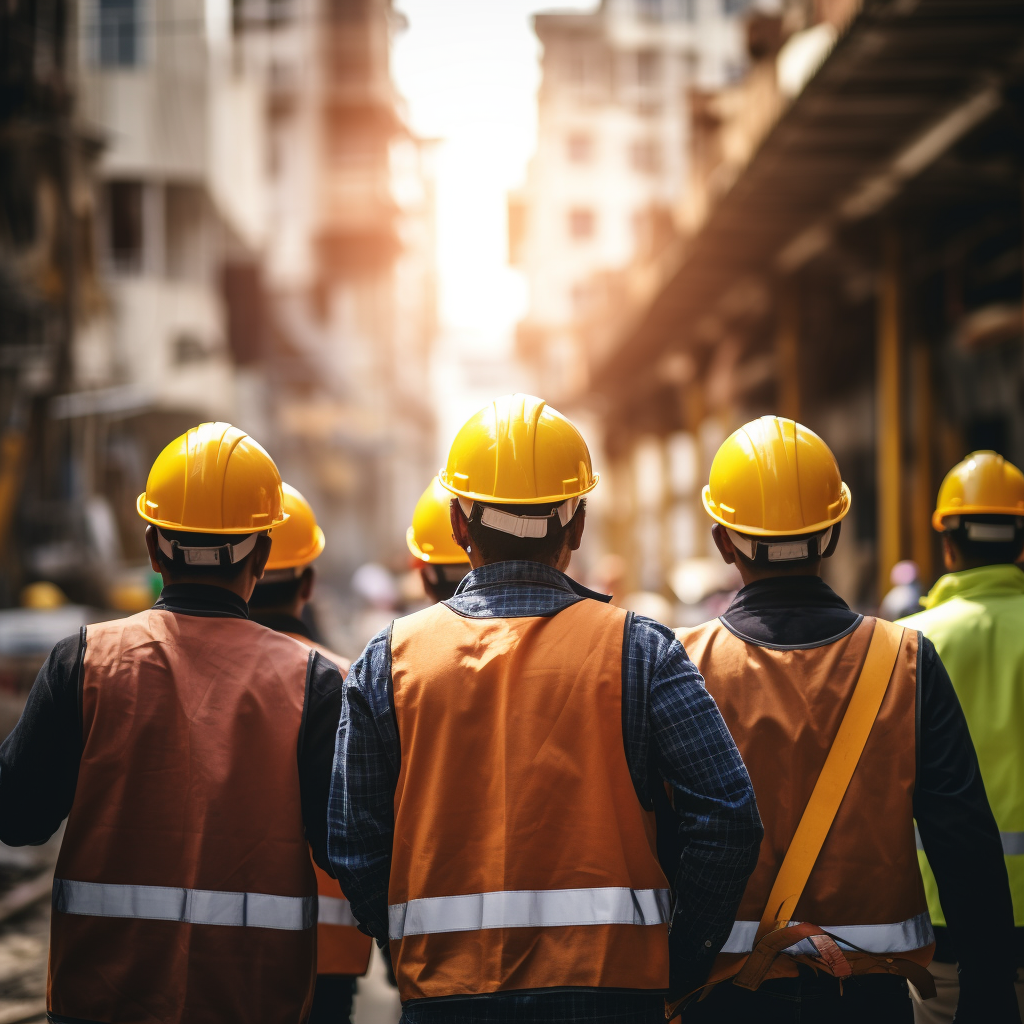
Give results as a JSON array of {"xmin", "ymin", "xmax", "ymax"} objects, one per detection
[
  {"xmin": 629, "ymin": 617, "xmax": 763, "ymax": 999},
  {"xmin": 914, "ymin": 637, "xmax": 1020, "ymax": 1023},
  {"xmin": 298, "ymin": 650, "xmax": 346, "ymax": 873},
  {"xmin": 0, "ymin": 632, "xmax": 85, "ymax": 845},
  {"xmin": 327, "ymin": 626, "xmax": 399, "ymax": 943}
]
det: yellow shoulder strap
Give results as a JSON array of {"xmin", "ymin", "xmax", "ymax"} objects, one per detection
[{"xmin": 752, "ymin": 617, "xmax": 905, "ymax": 946}]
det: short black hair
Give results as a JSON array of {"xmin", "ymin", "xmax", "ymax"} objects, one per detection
[
  {"xmin": 154, "ymin": 528, "xmax": 256, "ymax": 583},
  {"xmin": 463, "ymin": 499, "xmax": 584, "ymax": 564},
  {"xmin": 249, "ymin": 573, "xmax": 305, "ymax": 610},
  {"xmin": 946, "ymin": 515, "xmax": 1024, "ymax": 566},
  {"xmin": 420, "ymin": 562, "xmax": 468, "ymax": 603}
]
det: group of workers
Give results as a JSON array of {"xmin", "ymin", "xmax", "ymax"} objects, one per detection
[{"xmin": 0, "ymin": 394, "xmax": 1020, "ymax": 1024}]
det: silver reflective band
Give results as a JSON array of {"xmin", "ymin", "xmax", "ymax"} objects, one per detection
[
  {"xmin": 720, "ymin": 912, "xmax": 934, "ymax": 956},
  {"xmin": 319, "ymin": 894, "xmax": 358, "ymax": 928},
  {"xmin": 53, "ymin": 879, "xmax": 316, "ymax": 931},
  {"xmin": 388, "ymin": 886, "xmax": 671, "ymax": 941},
  {"xmin": 916, "ymin": 825, "xmax": 1024, "ymax": 856}
]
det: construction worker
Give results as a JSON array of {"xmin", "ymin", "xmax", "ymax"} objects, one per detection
[
  {"xmin": 0, "ymin": 422, "xmax": 345, "ymax": 1023},
  {"xmin": 250, "ymin": 482, "xmax": 371, "ymax": 1024},
  {"xmin": 676, "ymin": 416, "xmax": 1019, "ymax": 1023},
  {"xmin": 897, "ymin": 451, "xmax": 1024, "ymax": 1022},
  {"xmin": 329, "ymin": 394, "xmax": 763, "ymax": 1023},
  {"xmin": 406, "ymin": 476, "xmax": 470, "ymax": 602}
]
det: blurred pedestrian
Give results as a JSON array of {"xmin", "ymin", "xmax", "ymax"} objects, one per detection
[
  {"xmin": 880, "ymin": 560, "xmax": 924, "ymax": 620},
  {"xmin": 898, "ymin": 451, "xmax": 1024, "ymax": 1023},
  {"xmin": 676, "ymin": 416, "xmax": 1018, "ymax": 1024},
  {"xmin": 250, "ymin": 482, "xmax": 372, "ymax": 1024},
  {"xmin": 0, "ymin": 423, "xmax": 344, "ymax": 1023},
  {"xmin": 405, "ymin": 477, "xmax": 470, "ymax": 603},
  {"xmin": 330, "ymin": 394, "xmax": 762, "ymax": 1024}
]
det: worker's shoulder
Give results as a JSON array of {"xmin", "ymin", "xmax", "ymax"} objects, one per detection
[
  {"xmin": 673, "ymin": 616, "xmax": 725, "ymax": 648},
  {"xmin": 898, "ymin": 596, "xmax": 992, "ymax": 636}
]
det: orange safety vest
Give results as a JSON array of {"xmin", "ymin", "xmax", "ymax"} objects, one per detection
[
  {"xmin": 279, "ymin": 631, "xmax": 371, "ymax": 977},
  {"xmin": 675, "ymin": 616, "xmax": 933, "ymax": 987},
  {"xmin": 48, "ymin": 610, "xmax": 318, "ymax": 1024},
  {"xmin": 388, "ymin": 600, "xmax": 671, "ymax": 1003}
]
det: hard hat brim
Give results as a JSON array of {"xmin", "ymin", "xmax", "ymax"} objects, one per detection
[
  {"xmin": 932, "ymin": 505, "xmax": 1024, "ymax": 531},
  {"xmin": 701, "ymin": 482, "xmax": 852, "ymax": 537},
  {"xmin": 265, "ymin": 524, "xmax": 326, "ymax": 571},
  {"xmin": 136, "ymin": 492, "xmax": 289, "ymax": 534},
  {"xmin": 406, "ymin": 525, "xmax": 469, "ymax": 565},
  {"xmin": 436, "ymin": 471, "xmax": 600, "ymax": 505}
]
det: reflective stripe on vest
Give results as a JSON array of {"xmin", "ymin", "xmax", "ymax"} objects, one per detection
[
  {"xmin": 721, "ymin": 912, "xmax": 934, "ymax": 956},
  {"xmin": 388, "ymin": 886, "xmax": 671, "ymax": 940},
  {"xmin": 319, "ymin": 894, "xmax": 357, "ymax": 928},
  {"xmin": 915, "ymin": 824, "xmax": 1024, "ymax": 857},
  {"xmin": 53, "ymin": 878, "xmax": 316, "ymax": 931}
]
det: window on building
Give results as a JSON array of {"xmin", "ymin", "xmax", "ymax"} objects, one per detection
[
  {"xmin": 637, "ymin": 49, "xmax": 661, "ymax": 88},
  {"xmin": 631, "ymin": 139, "xmax": 661, "ymax": 174},
  {"xmin": 566, "ymin": 132, "xmax": 594, "ymax": 164},
  {"xmin": 568, "ymin": 208, "xmax": 595, "ymax": 241},
  {"xmin": 97, "ymin": 0, "xmax": 143, "ymax": 68},
  {"xmin": 106, "ymin": 180, "xmax": 143, "ymax": 274}
]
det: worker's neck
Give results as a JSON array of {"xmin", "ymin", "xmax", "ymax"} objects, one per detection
[
  {"xmin": 734, "ymin": 560, "xmax": 823, "ymax": 588},
  {"xmin": 160, "ymin": 573, "xmax": 255, "ymax": 603},
  {"xmin": 250, "ymin": 599, "xmax": 306, "ymax": 621}
]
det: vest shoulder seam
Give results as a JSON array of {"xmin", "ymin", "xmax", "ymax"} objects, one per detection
[{"xmin": 718, "ymin": 613, "xmax": 864, "ymax": 650}]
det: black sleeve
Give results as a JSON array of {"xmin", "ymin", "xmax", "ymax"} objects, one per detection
[
  {"xmin": 913, "ymin": 636, "xmax": 1020, "ymax": 1021},
  {"xmin": 0, "ymin": 631, "xmax": 85, "ymax": 846},
  {"xmin": 298, "ymin": 650, "xmax": 345, "ymax": 874}
]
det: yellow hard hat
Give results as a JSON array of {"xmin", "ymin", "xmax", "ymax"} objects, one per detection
[
  {"xmin": 20, "ymin": 581, "xmax": 67, "ymax": 609},
  {"xmin": 439, "ymin": 394, "xmax": 598, "ymax": 504},
  {"xmin": 407, "ymin": 478, "xmax": 468, "ymax": 564},
  {"xmin": 703, "ymin": 415, "xmax": 851, "ymax": 536},
  {"xmin": 137, "ymin": 422, "xmax": 287, "ymax": 534},
  {"xmin": 265, "ymin": 483, "xmax": 326, "ymax": 570},
  {"xmin": 932, "ymin": 451, "xmax": 1024, "ymax": 530}
]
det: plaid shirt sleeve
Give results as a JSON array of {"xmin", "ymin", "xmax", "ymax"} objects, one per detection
[
  {"xmin": 327, "ymin": 624, "xmax": 398, "ymax": 943},
  {"xmin": 625, "ymin": 615, "xmax": 763, "ymax": 997}
]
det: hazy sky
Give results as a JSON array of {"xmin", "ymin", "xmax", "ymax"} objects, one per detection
[{"xmin": 393, "ymin": 0, "xmax": 594, "ymax": 349}]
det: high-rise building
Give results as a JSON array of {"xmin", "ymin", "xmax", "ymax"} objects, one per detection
[{"xmin": 513, "ymin": 0, "xmax": 749, "ymax": 400}]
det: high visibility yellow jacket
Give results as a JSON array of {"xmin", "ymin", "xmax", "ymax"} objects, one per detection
[{"xmin": 899, "ymin": 563, "xmax": 1024, "ymax": 926}]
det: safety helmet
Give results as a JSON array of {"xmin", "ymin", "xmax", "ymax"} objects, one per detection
[
  {"xmin": 137, "ymin": 422, "xmax": 287, "ymax": 535},
  {"xmin": 439, "ymin": 394, "xmax": 597, "ymax": 539},
  {"xmin": 265, "ymin": 483, "xmax": 326, "ymax": 571},
  {"xmin": 407, "ymin": 478, "xmax": 468, "ymax": 565},
  {"xmin": 703, "ymin": 415, "xmax": 851, "ymax": 544},
  {"xmin": 932, "ymin": 451, "xmax": 1024, "ymax": 531}
]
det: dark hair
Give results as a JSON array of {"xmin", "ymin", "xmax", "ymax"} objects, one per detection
[
  {"xmin": 249, "ymin": 573, "xmax": 306, "ymax": 610},
  {"xmin": 463, "ymin": 499, "xmax": 584, "ymax": 564},
  {"xmin": 154, "ymin": 528, "xmax": 257, "ymax": 583},
  {"xmin": 946, "ymin": 515, "xmax": 1024, "ymax": 566},
  {"xmin": 420, "ymin": 562, "xmax": 469, "ymax": 603}
]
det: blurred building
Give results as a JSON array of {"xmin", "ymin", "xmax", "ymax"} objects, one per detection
[
  {"xmin": 511, "ymin": 0, "xmax": 751, "ymax": 400},
  {"xmin": 234, "ymin": 0, "xmax": 438, "ymax": 642},
  {"xmin": 0, "ymin": 0, "xmax": 108, "ymax": 607},
  {"xmin": 576, "ymin": 0, "xmax": 1024, "ymax": 610}
]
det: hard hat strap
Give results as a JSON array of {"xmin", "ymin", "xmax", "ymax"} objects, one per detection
[
  {"xmin": 458, "ymin": 496, "xmax": 580, "ymax": 538},
  {"xmin": 941, "ymin": 515, "xmax": 1024, "ymax": 540},
  {"xmin": 727, "ymin": 525, "xmax": 832, "ymax": 563},
  {"xmin": 157, "ymin": 530, "xmax": 259, "ymax": 566}
]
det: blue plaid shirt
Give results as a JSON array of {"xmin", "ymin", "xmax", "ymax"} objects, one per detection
[{"xmin": 329, "ymin": 561, "xmax": 762, "ymax": 1018}]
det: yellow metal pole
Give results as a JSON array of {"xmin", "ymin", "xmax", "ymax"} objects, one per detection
[
  {"xmin": 775, "ymin": 277, "xmax": 800, "ymax": 422},
  {"xmin": 911, "ymin": 340, "xmax": 933, "ymax": 587},
  {"xmin": 877, "ymin": 228, "xmax": 903, "ymax": 602}
]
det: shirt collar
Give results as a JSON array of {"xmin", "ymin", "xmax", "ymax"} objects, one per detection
[
  {"xmin": 725, "ymin": 574, "xmax": 852, "ymax": 615},
  {"xmin": 920, "ymin": 563, "xmax": 1024, "ymax": 610},
  {"xmin": 154, "ymin": 583, "xmax": 250, "ymax": 619},
  {"xmin": 453, "ymin": 560, "xmax": 611, "ymax": 603}
]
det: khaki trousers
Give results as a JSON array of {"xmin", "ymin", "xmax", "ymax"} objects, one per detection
[{"xmin": 911, "ymin": 960, "xmax": 1024, "ymax": 1023}]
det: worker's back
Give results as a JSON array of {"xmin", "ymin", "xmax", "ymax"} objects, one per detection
[
  {"xmin": 677, "ymin": 614, "xmax": 933, "ymax": 987},
  {"xmin": 387, "ymin": 598, "xmax": 671, "ymax": 1001},
  {"xmin": 49, "ymin": 608, "xmax": 318, "ymax": 1024},
  {"xmin": 900, "ymin": 563, "xmax": 1024, "ymax": 927}
]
